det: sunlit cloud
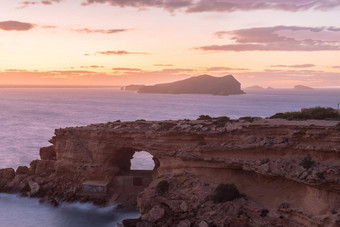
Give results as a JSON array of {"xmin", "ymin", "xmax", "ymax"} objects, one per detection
[
  {"xmin": 269, "ymin": 64, "xmax": 315, "ymax": 68},
  {"xmin": 0, "ymin": 21, "xmax": 35, "ymax": 31},
  {"xmin": 1, "ymin": 67, "xmax": 340, "ymax": 87},
  {"xmin": 154, "ymin": 64, "xmax": 174, "ymax": 67},
  {"xmin": 112, "ymin": 68, "xmax": 143, "ymax": 71},
  {"xmin": 205, "ymin": 67, "xmax": 249, "ymax": 71},
  {"xmin": 80, "ymin": 65, "xmax": 104, "ymax": 69},
  {"xmin": 91, "ymin": 50, "xmax": 149, "ymax": 56},
  {"xmin": 199, "ymin": 26, "xmax": 340, "ymax": 52}
]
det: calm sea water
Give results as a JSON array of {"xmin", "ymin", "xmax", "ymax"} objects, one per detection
[{"xmin": 0, "ymin": 87, "xmax": 340, "ymax": 226}]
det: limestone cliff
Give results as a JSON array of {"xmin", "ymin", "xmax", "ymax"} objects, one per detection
[{"xmin": 0, "ymin": 118, "xmax": 339, "ymax": 226}]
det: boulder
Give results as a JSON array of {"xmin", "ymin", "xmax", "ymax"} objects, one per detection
[
  {"xmin": 7, "ymin": 174, "xmax": 30, "ymax": 192},
  {"xmin": 145, "ymin": 205, "xmax": 165, "ymax": 222},
  {"xmin": 122, "ymin": 219, "xmax": 141, "ymax": 227},
  {"xmin": 177, "ymin": 219, "xmax": 191, "ymax": 227},
  {"xmin": 28, "ymin": 180, "xmax": 40, "ymax": 196},
  {"xmin": 198, "ymin": 221, "xmax": 209, "ymax": 227},
  {"xmin": 39, "ymin": 196, "xmax": 59, "ymax": 207},
  {"xmin": 0, "ymin": 168, "xmax": 15, "ymax": 180},
  {"xmin": 35, "ymin": 160, "xmax": 55, "ymax": 176},
  {"xmin": 180, "ymin": 201, "xmax": 189, "ymax": 212},
  {"xmin": 16, "ymin": 166, "xmax": 29, "ymax": 175},
  {"xmin": 136, "ymin": 222, "xmax": 154, "ymax": 227},
  {"xmin": 40, "ymin": 146, "xmax": 56, "ymax": 160},
  {"xmin": 29, "ymin": 160, "xmax": 39, "ymax": 175}
]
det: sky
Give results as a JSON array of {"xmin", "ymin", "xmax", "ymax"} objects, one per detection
[{"xmin": 1, "ymin": 0, "xmax": 340, "ymax": 87}]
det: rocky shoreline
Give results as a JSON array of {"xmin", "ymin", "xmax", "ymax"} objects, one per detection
[{"xmin": 0, "ymin": 117, "xmax": 339, "ymax": 226}]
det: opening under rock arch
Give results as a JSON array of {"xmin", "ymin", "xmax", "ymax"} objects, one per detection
[{"xmin": 131, "ymin": 151, "xmax": 155, "ymax": 170}]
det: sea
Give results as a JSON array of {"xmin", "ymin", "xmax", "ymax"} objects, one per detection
[{"xmin": 0, "ymin": 87, "xmax": 340, "ymax": 226}]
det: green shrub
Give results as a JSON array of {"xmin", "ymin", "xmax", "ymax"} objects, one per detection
[
  {"xmin": 270, "ymin": 107, "xmax": 340, "ymax": 120},
  {"xmin": 156, "ymin": 180, "xmax": 169, "ymax": 195},
  {"xmin": 211, "ymin": 184, "xmax": 241, "ymax": 203},
  {"xmin": 316, "ymin": 172, "xmax": 325, "ymax": 179},
  {"xmin": 197, "ymin": 115, "xmax": 212, "ymax": 120},
  {"xmin": 213, "ymin": 116, "xmax": 231, "ymax": 127},
  {"xmin": 300, "ymin": 155, "xmax": 315, "ymax": 169},
  {"xmin": 239, "ymin": 116, "xmax": 262, "ymax": 122}
]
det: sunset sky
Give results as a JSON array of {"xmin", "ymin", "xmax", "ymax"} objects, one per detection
[{"xmin": 1, "ymin": 0, "xmax": 340, "ymax": 87}]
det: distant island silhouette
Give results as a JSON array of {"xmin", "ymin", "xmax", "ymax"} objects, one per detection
[
  {"xmin": 122, "ymin": 84, "xmax": 145, "ymax": 91},
  {"xmin": 137, "ymin": 75, "xmax": 245, "ymax": 96},
  {"xmin": 245, "ymin": 85, "xmax": 264, "ymax": 90},
  {"xmin": 294, "ymin": 85, "xmax": 313, "ymax": 90}
]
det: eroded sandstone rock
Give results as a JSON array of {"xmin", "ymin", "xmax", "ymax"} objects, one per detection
[{"xmin": 0, "ymin": 119, "xmax": 339, "ymax": 226}]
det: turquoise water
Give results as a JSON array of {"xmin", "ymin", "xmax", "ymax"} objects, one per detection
[{"xmin": 0, "ymin": 87, "xmax": 339, "ymax": 226}]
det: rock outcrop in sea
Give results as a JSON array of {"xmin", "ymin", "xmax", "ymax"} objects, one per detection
[
  {"xmin": 0, "ymin": 118, "xmax": 339, "ymax": 226},
  {"xmin": 138, "ymin": 75, "xmax": 245, "ymax": 96},
  {"xmin": 294, "ymin": 85, "xmax": 313, "ymax": 90}
]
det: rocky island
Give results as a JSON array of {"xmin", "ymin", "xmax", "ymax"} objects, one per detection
[
  {"xmin": 0, "ymin": 114, "xmax": 339, "ymax": 226},
  {"xmin": 122, "ymin": 85, "xmax": 146, "ymax": 91},
  {"xmin": 294, "ymin": 85, "xmax": 313, "ymax": 90},
  {"xmin": 138, "ymin": 75, "xmax": 245, "ymax": 96}
]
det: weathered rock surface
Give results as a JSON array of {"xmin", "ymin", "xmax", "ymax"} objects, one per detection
[
  {"xmin": 39, "ymin": 145, "xmax": 56, "ymax": 161},
  {"xmin": 0, "ymin": 118, "xmax": 339, "ymax": 226}
]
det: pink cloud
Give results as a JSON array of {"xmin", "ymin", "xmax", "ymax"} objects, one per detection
[
  {"xmin": 82, "ymin": 0, "xmax": 340, "ymax": 12},
  {"xmin": 73, "ymin": 28, "xmax": 129, "ymax": 34},
  {"xmin": 0, "ymin": 21, "xmax": 34, "ymax": 31},
  {"xmin": 19, "ymin": 0, "xmax": 62, "ymax": 8},
  {"xmin": 199, "ymin": 26, "xmax": 340, "ymax": 51}
]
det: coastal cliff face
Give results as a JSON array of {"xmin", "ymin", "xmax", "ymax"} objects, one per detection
[{"xmin": 1, "ymin": 118, "xmax": 339, "ymax": 226}]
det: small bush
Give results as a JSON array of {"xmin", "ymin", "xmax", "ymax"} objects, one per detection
[
  {"xmin": 316, "ymin": 172, "xmax": 325, "ymax": 180},
  {"xmin": 270, "ymin": 107, "xmax": 340, "ymax": 120},
  {"xmin": 260, "ymin": 209, "xmax": 269, "ymax": 217},
  {"xmin": 239, "ymin": 116, "xmax": 262, "ymax": 122},
  {"xmin": 197, "ymin": 115, "xmax": 212, "ymax": 120},
  {"xmin": 300, "ymin": 154, "xmax": 315, "ymax": 169},
  {"xmin": 156, "ymin": 180, "xmax": 169, "ymax": 195},
  {"xmin": 211, "ymin": 184, "xmax": 241, "ymax": 203}
]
